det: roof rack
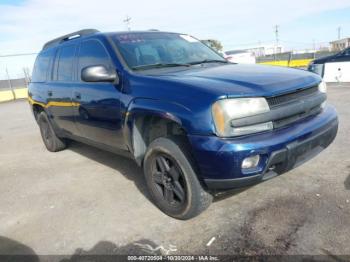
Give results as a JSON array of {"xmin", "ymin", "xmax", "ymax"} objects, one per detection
[{"xmin": 42, "ymin": 29, "xmax": 100, "ymax": 50}]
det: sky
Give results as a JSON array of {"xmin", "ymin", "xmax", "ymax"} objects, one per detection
[{"xmin": 0, "ymin": 0, "xmax": 350, "ymax": 79}]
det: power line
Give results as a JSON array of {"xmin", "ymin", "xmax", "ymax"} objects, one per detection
[{"xmin": 0, "ymin": 52, "xmax": 38, "ymax": 58}]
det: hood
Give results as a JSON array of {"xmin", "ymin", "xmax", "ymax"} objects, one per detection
[{"xmin": 142, "ymin": 63, "xmax": 321, "ymax": 98}]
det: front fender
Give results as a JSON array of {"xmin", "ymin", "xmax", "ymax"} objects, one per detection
[{"xmin": 123, "ymin": 98, "xmax": 193, "ymax": 152}]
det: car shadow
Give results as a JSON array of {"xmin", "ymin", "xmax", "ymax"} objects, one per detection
[
  {"xmin": 0, "ymin": 235, "xmax": 167, "ymax": 261},
  {"xmin": 345, "ymin": 174, "xmax": 350, "ymax": 190},
  {"xmin": 68, "ymin": 141, "xmax": 151, "ymax": 202},
  {"xmin": 212, "ymin": 187, "xmax": 250, "ymax": 202},
  {"xmin": 61, "ymin": 238, "xmax": 163, "ymax": 262},
  {"xmin": 0, "ymin": 236, "xmax": 39, "ymax": 262},
  {"xmin": 68, "ymin": 141, "xmax": 254, "ymax": 205}
]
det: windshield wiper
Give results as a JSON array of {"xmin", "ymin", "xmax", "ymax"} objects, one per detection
[
  {"xmin": 189, "ymin": 59, "xmax": 228, "ymax": 65},
  {"xmin": 132, "ymin": 63, "xmax": 191, "ymax": 70}
]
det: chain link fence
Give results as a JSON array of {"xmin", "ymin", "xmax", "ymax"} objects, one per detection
[{"xmin": 256, "ymin": 50, "xmax": 338, "ymax": 68}]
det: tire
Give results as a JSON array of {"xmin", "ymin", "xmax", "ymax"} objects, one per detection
[
  {"xmin": 37, "ymin": 111, "xmax": 67, "ymax": 152},
  {"xmin": 143, "ymin": 136, "xmax": 213, "ymax": 219}
]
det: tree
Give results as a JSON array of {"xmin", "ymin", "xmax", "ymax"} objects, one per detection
[{"xmin": 201, "ymin": 39, "xmax": 223, "ymax": 52}]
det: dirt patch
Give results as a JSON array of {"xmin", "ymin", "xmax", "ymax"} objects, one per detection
[{"xmin": 233, "ymin": 198, "xmax": 308, "ymax": 255}]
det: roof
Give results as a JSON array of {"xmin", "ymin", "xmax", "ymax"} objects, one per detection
[
  {"xmin": 330, "ymin": 37, "xmax": 350, "ymax": 44},
  {"xmin": 42, "ymin": 29, "xmax": 181, "ymax": 50},
  {"xmin": 42, "ymin": 29, "xmax": 100, "ymax": 50}
]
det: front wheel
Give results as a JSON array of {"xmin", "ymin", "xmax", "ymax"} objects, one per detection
[{"xmin": 143, "ymin": 137, "xmax": 213, "ymax": 220}]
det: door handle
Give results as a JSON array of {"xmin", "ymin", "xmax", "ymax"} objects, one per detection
[
  {"xmin": 48, "ymin": 90, "xmax": 53, "ymax": 97},
  {"xmin": 74, "ymin": 92, "xmax": 81, "ymax": 100}
]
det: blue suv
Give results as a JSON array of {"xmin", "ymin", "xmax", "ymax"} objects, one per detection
[{"xmin": 29, "ymin": 29, "xmax": 338, "ymax": 219}]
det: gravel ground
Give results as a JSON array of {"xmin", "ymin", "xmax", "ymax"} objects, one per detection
[{"xmin": 0, "ymin": 83, "xmax": 349, "ymax": 260}]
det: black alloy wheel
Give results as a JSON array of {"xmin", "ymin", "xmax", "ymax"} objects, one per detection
[
  {"xmin": 151, "ymin": 154, "xmax": 186, "ymax": 206},
  {"xmin": 143, "ymin": 137, "xmax": 213, "ymax": 219}
]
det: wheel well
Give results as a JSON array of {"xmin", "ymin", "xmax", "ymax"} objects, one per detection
[
  {"xmin": 132, "ymin": 115, "xmax": 186, "ymax": 165},
  {"xmin": 32, "ymin": 104, "xmax": 45, "ymax": 121}
]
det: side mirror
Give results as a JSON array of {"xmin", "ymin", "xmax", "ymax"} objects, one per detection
[{"xmin": 81, "ymin": 65, "xmax": 119, "ymax": 83}]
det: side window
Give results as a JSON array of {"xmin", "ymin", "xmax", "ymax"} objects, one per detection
[
  {"xmin": 32, "ymin": 49, "xmax": 54, "ymax": 82},
  {"xmin": 78, "ymin": 40, "xmax": 112, "ymax": 80},
  {"xmin": 344, "ymin": 48, "xmax": 350, "ymax": 56},
  {"xmin": 54, "ymin": 45, "xmax": 76, "ymax": 81}
]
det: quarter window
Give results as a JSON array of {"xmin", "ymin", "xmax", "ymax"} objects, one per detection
[{"xmin": 32, "ymin": 49, "xmax": 54, "ymax": 82}]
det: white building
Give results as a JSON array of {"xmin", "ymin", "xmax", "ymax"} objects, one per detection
[
  {"xmin": 330, "ymin": 37, "xmax": 350, "ymax": 51},
  {"xmin": 244, "ymin": 45, "xmax": 284, "ymax": 57}
]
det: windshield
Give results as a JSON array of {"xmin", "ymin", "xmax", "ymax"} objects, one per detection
[{"xmin": 111, "ymin": 32, "xmax": 226, "ymax": 70}]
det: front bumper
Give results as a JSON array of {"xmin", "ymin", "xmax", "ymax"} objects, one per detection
[{"xmin": 187, "ymin": 105, "xmax": 338, "ymax": 190}]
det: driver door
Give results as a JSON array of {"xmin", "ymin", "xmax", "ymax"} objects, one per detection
[{"xmin": 72, "ymin": 39, "xmax": 125, "ymax": 149}]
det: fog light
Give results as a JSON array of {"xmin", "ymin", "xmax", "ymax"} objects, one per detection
[{"xmin": 242, "ymin": 155, "xmax": 260, "ymax": 169}]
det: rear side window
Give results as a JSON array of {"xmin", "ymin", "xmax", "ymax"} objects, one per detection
[
  {"xmin": 32, "ymin": 49, "xmax": 54, "ymax": 82},
  {"xmin": 78, "ymin": 40, "xmax": 112, "ymax": 79},
  {"xmin": 54, "ymin": 45, "xmax": 76, "ymax": 81}
]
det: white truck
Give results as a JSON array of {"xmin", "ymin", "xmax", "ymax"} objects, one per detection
[{"xmin": 308, "ymin": 48, "xmax": 350, "ymax": 83}]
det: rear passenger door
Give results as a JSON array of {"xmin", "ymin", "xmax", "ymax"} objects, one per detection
[
  {"xmin": 72, "ymin": 39, "xmax": 125, "ymax": 149},
  {"xmin": 47, "ymin": 44, "xmax": 80, "ymax": 135}
]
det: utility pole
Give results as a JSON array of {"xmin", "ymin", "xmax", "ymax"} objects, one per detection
[
  {"xmin": 5, "ymin": 68, "xmax": 16, "ymax": 100},
  {"xmin": 337, "ymin": 26, "xmax": 342, "ymax": 40},
  {"xmin": 22, "ymin": 67, "xmax": 29, "ymax": 88},
  {"xmin": 123, "ymin": 15, "xmax": 132, "ymax": 31},
  {"xmin": 274, "ymin": 25, "xmax": 279, "ymax": 55}
]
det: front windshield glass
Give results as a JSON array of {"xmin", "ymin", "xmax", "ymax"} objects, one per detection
[{"xmin": 111, "ymin": 32, "xmax": 226, "ymax": 70}]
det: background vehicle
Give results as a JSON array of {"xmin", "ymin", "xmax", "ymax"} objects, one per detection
[
  {"xmin": 308, "ymin": 47, "xmax": 350, "ymax": 82},
  {"xmin": 29, "ymin": 29, "xmax": 338, "ymax": 219},
  {"xmin": 224, "ymin": 50, "xmax": 256, "ymax": 64}
]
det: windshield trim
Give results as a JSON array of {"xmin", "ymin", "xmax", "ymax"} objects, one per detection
[{"xmin": 132, "ymin": 62, "xmax": 191, "ymax": 71}]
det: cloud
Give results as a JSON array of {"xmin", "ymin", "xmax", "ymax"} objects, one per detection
[{"xmin": 1, "ymin": 0, "xmax": 350, "ymax": 77}]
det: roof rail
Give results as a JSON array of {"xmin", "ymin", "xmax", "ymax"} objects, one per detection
[{"xmin": 42, "ymin": 29, "xmax": 100, "ymax": 50}]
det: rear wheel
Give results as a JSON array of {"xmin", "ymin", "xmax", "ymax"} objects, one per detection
[
  {"xmin": 37, "ymin": 111, "xmax": 67, "ymax": 152},
  {"xmin": 143, "ymin": 137, "xmax": 212, "ymax": 219}
]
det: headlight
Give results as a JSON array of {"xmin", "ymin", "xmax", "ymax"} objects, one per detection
[
  {"xmin": 318, "ymin": 80, "xmax": 327, "ymax": 93},
  {"xmin": 212, "ymin": 97, "xmax": 272, "ymax": 137}
]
